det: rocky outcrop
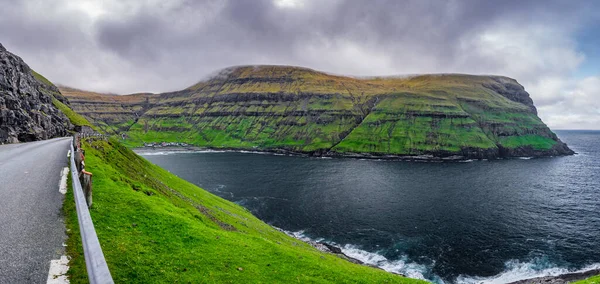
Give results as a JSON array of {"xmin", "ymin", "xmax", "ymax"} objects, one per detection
[
  {"xmin": 484, "ymin": 76, "xmax": 538, "ymax": 114},
  {"xmin": 508, "ymin": 269, "xmax": 600, "ymax": 284},
  {"xmin": 0, "ymin": 43, "xmax": 71, "ymax": 143}
]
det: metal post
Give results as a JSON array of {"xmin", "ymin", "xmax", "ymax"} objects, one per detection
[{"xmin": 82, "ymin": 171, "xmax": 93, "ymax": 208}]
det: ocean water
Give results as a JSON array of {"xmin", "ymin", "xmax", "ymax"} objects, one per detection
[{"xmin": 139, "ymin": 130, "xmax": 600, "ymax": 283}]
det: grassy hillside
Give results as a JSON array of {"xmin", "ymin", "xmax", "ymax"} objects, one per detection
[
  {"xmin": 31, "ymin": 70, "xmax": 94, "ymax": 129},
  {"xmin": 64, "ymin": 137, "xmax": 424, "ymax": 283},
  {"xmin": 61, "ymin": 65, "xmax": 573, "ymax": 159},
  {"xmin": 574, "ymin": 275, "xmax": 600, "ymax": 284}
]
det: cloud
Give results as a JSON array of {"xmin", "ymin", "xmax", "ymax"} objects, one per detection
[
  {"xmin": 0, "ymin": 0, "xmax": 598, "ymax": 128},
  {"xmin": 538, "ymin": 76, "xmax": 600, "ymax": 130}
]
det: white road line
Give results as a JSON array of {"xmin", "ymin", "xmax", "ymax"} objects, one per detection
[
  {"xmin": 59, "ymin": 167, "xmax": 68, "ymax": 195},
  {"xmin": 48, "ymin": 167, "xmax": 71, "ymax": 283},
  {"xmin": 46, "ymin": 255, "xmax": 69, "ymax": 284}
]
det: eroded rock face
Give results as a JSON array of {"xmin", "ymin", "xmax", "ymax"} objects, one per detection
[{"xmin": 0, "ymin": 43, "xmax": 70, "ymax": 143}]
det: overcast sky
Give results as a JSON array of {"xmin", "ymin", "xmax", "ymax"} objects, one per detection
[{"xmin": 0, "ymin": 0, "xmax": 598, "ymax": 129}]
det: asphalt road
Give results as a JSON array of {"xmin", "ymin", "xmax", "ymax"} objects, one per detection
[{"xmin": 0, "ymin": 137, "xmax": 70, "ymax": 283}]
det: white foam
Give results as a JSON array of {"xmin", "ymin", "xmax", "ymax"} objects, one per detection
[
  {"xmin": 456, "ymin": 259, "xmax": 600, "ymax": 284},
  {"xmin": 136, "ymin": 148, "xmax": 300, "ymax": 157},
  {"xmin": 136, "ymin": 150, "xmax": 227, "ymax": 156},
  {"xmin": 281, "ymin": 230, "xmax": 431, "ymax": 281},
  {"xmin": 340, "ymin": 244, "xmax": 429, "ymax": 280},
  {"xmin": 278, "ymin": 229, "xmax": 600, "ymax": 284}
]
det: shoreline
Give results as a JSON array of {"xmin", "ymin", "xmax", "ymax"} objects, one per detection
[
  {"xmin": 276, "ymin": 227, "xmax": 600, "ymax": 284},
  {"xmin": 272, "ymin": 227, "xmax": 408, "ymax": 278},
  {"xmin": 508, "ymin": 268, "xmax": 600, "ymax": 284},
  {"xmin": 131, "ymin": 145, "xmax": 568, "ymax": 162},
  {"xmin": 133, "ymin": 145, "xmax": 596, "ymax": 283}
]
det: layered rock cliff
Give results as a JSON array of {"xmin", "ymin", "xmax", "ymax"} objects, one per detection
[
  {"xmin": 0, "ymin": 43, "xmax": 72, "ymax": 143},
  {"xmin": 61, "ymin": 65, "xmax": 574, "ymax": 159}
]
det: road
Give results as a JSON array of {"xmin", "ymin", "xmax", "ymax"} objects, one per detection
[{"xmin": 0, "ymin": 137, "xmax": 70, "ymax": 283}]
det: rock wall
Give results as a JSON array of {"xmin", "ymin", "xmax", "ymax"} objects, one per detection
[{"xmin": 0, "ymin": 43, "xmax": 71, "ymax": 143}]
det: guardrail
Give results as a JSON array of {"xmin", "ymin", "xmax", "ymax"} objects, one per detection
[{"xmin": 70, "ymin": 135, "xmax": 114, "ymax": 283}]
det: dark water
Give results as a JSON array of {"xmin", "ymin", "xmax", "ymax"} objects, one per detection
[{"xmin": 139, "ymin": 130, "xmax": 600, "ymax": 283}]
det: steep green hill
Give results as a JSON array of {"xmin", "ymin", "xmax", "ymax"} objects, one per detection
[
  {"xmin": 61, "ymin": 65, "xmax": 573, "ymax": 159},
  {"xmin": 31, "ymin": 71, "xmax": 95, "ymax": 130},
  {"xmin": 64, "ymin": 137, "xmax": 424, "ymax": 283}
]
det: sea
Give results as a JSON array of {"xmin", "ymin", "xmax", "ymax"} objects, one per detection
[{"xmin": 138, "ymin": 130, "xmax": 600, "ymax": 283}]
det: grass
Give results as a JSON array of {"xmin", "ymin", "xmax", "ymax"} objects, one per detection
[
  {"xmin": 498, "ymin": 135, "xmax": 556, "ymax": 150},
  {"xmin": 63, "ymin": 170, "xmax": 87, "ymax": 283},
  {"xmin": 63, "ymin": 137, "xmax": 425, "ymax": 283},
  {"xmin": 31, "ymin": 69, "xmax": 98, "ymax": 131},
  {"xmin": 574, "ymin": 275, "xmax": 600, "ymax": 284},
  {"xmin": 31, "ymin": 70, "xmax": 54, "ymax": 87},
  {"xmin": 52, "ymin": 98, "xmax": 95, "ymax": 128}
]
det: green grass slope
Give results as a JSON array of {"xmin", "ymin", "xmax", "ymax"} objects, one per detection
[
  {"xmin": 61, "ymin": 66, "xmax": 573, "ymax": 159},
  {"xmin": 575, "ymin": 275, "xmax": 600, "ymax": 284},
  {"xmin": 64, "ymin": 137, "xmax": 425, "ymax": 283},
  {"xmin": 31, "ymin": 70, "xmax": 95, "ymax": 129}
]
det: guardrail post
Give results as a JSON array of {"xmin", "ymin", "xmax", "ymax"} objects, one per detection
[
  {"xmin": 75, "ymin": 150, "xmax": 83, "ymax": 172},
  {"xmin": 82, "ymin": 171, "xmax": 93, "ymax": 207}
]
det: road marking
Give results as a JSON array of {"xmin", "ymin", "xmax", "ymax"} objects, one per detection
[
  {"xmin": 59, "ymin": 167, "xmax": 68, "ymax": 195},
  {"xmin": 46, "ymin": 255, "xmax": 69, "ymax": 284}
]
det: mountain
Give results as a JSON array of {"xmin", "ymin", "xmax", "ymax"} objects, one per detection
[
  {"xmin": 61, "ymin": 65, "xmax": 574, "ymax": 159},
  {"xmin": 0, "ymin": 43, "xmax": 76, "ymax": 143}
]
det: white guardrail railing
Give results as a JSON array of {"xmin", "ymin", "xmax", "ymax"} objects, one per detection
[{"xmin": 69, "ymin": 138, "xmax": 114, "ymax": 284}]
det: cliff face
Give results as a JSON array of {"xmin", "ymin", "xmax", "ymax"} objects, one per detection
[
  {"xmin": 62, "ymin": 65, "xmax": 574, "ymax": 159},
  {"xmin": 0, "ymin": 43, "xmax": 72, "ymax": 143}
]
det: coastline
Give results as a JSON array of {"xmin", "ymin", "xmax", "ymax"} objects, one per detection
[
  {"xmin": 133, "ymin": 145, "xmax": 598, "ymax": 283},
  {"xmin": 132, "ymin": 145, "xmax": 573, "ymax": 161},
  {"xmin": 276, "ymin": 227, "xmax": 600, "ymax": 284},
  {"xmin": 272, "ymin": 228, "xmax": 402, "ymax": 273},
  {"xmin": 508, "ymin": 268, "xmax": 600, "ymax": 284}
]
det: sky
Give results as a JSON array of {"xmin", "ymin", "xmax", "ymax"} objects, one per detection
[{"xmin": 0, "ymin": 0, "xmax": 598, "ymax": 129}]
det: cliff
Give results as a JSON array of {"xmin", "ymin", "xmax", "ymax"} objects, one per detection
[
  {"xmin": 61, "ymin": 65, "xmax": 574, "ymax": 159},
  {"xmin": 0, "ymin": 43, "xmax": 73, "ymax": 143}
]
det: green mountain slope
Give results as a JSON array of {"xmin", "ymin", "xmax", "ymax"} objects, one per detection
[
  {"xmin": 61, "ymin": 65, "xmax": 573, "ymax": 159},
  {"xmin": 64, "ymin": 137, "xmax": 424, "ymax": 283},
  {"xmin": 31, "ymin": 71, "xmax": 95, "ymax": 130}
]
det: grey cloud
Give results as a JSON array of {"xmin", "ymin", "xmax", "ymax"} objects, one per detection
[
  {"xmin": 91, "ymin": 0, "xmax": 579, "ymax": 76},
  {"xmin": 0, "ymin": 0, "xmax": 598, "ymax": 128}
]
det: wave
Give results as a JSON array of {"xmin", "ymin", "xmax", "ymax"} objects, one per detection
[
  {"xmin": 211, "ymin": 184, "xmax": 234, "ymax": 198},
  {"xmin": 136, "ymin": 148, "xmax": 300, "ymax": 157},
  {"xmin": 456, "ymin": 258, "xmax": 600, "ymax": 284},
  {"xmin": 280, "ymin": 230, "xmax": 436, "ymax": 282},
  {"xmin": 277, "ymin": 230, "xmax": 600, "ymax": 284},
  {"xmin": 136, "ymin": 149, "xmax": 228, "ymax": 156},
  {"xmin": 340, "ymin": 244, "xmax": 434, "ymax": 281}
]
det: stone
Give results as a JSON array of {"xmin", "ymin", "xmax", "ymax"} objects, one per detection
[{"xmin": 0, "ymin": 43, "xmax": 72, "ymax": 143}]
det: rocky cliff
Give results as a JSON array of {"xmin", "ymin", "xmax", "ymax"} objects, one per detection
[
  {"xmin": 0, "ymin": 43, "xmax": 72, "ymax": 143},
  {"xmin": 61, "ymin": 65, "xmax": 574, "ymax": 159}
]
